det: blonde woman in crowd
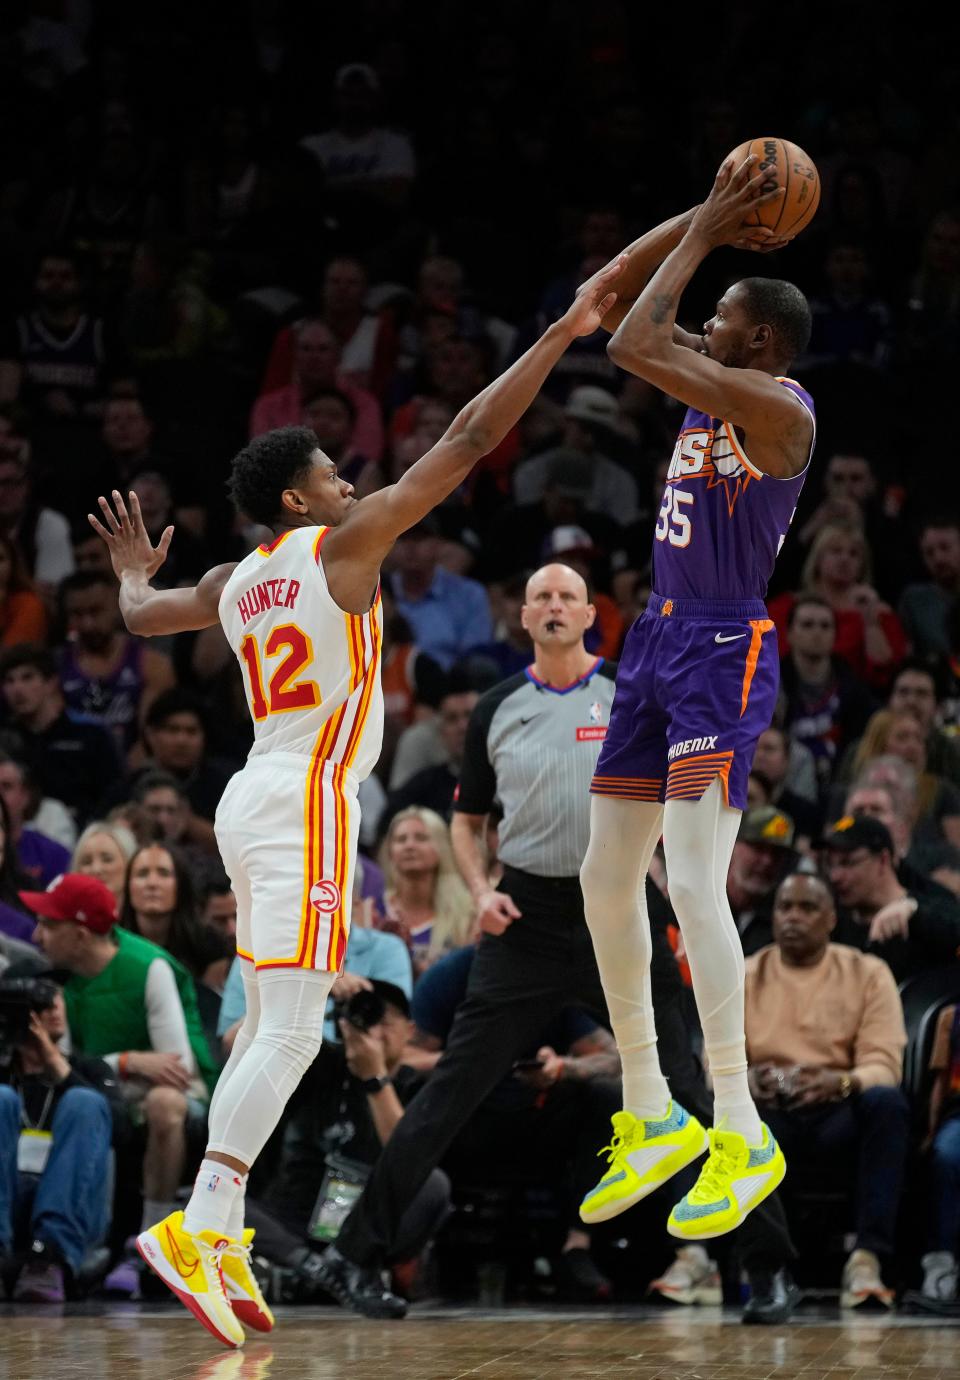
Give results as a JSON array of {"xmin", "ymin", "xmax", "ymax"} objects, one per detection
[
  {"xmin": 380, "ymin": 806, "xmax": 475, "ymax": 975},
  {"xmin": 769, "ymin": 523, "xmax": 906, "ymax": 688},
  {"xmin": 71, "ymin": 820, "xmax": 137, "ymax": 906}
]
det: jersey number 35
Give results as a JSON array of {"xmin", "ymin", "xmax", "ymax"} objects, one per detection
[{"xmin": 655, "ymin": 488, "xmax": 694, "ymax": 548}]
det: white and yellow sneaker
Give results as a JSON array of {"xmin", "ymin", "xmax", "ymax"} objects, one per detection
[
  {"xmin": 579, "ymin": 1103, "xmax": 708, "ymax": 1225},
  {"xmin": 667, "ymin": 1123, "xmax": 786, "ymax": 1240},
  {"xmin": 136, "ymin": 1210, "xmax": 245, "ymax": 1349},
  {"xmin": 221, "ymin": 1229, "xmax": 275, "ymax": 1332}
]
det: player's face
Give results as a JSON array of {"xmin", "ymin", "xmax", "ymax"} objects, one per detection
[
  {"xmin": 772, "ymin": 875, "xmax": 835, "ymax": 961},
  {"xmin": 74, "ymin": 831, "xmax": 129, "ymax": 900},
  {"xmin": 700, "ymin": 288, "xmax": 753, "ymax": 369},
  {"xmin": 65, "ymin": 586, "xmax": 119, "ymax": 651},
  {"xmin": 521, "ymin": 564, "xmax": 596, "ymax": 649},
  {"xmin": 287, "ymin": 452, "xmax": 355, "ymax": 528}
]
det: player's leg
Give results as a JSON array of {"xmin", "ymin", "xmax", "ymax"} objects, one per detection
[
  {"xmin": 580, "ymin": 795, "xmax": 667, "ymax": 1117},
  {"xmin": 662, "ymin": 779, "xmax": 785, "ymax": 1239},
  {"xmin": 663, "ymin": 779, "xmax": 757, "ymax": 1138}
]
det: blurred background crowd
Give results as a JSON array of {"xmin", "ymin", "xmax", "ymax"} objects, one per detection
[{"xmin": 0, "ymin": 0, "xmax": 960, "ymax": 1318}]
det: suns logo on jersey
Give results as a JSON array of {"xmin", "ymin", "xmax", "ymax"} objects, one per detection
[{"xmin": 665, "ymin": 427, "xmax": 754, "ymax": 517}]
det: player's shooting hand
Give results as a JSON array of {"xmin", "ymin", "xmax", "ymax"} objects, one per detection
[
  {"xmin": 476, "ymin": 889, "xmax": 522, "ymax": 937},
  {"xmin": 731, "ymin": 228, "xmax": 792, "ymax": 254},
  {"xmin": 88, "ymin": 489, "xmax": 173, "ymax": 581},
  {"xmin": 562, "ymin": 254, "xmax": 626, "ymax": 338},
  {"xmin": 692, "ymin": 154, "xmax": 784, "ymax": 249},
  {"xmin": 129, "ymin": 1050, "xmax": 192, "ymax": 1090}
]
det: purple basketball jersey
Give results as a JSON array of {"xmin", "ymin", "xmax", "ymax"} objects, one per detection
[{"xmin": 652, "ymin": 378, "xmax": 815, "ymax": 601}]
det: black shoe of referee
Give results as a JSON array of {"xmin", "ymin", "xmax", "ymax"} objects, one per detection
[{"xmin": 314, "ymin": 1244, "xmax": 408, "ymax": 1319}]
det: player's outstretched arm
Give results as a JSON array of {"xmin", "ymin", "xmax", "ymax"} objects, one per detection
[
  {"xmin": 607, "ymin": 157, "xmax": 808, "ymax": 475},
  {"xmin": 328, "ymin": 255, "xmax": 625, "ymax": 562},
  {"xmin": 89, "ymin": 491, "xmax": 236, "ymax": 636}
]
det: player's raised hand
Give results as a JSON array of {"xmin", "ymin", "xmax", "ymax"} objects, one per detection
[
  {"xmin": 562, "ymin": 253, "xmax": 627, "ymax": 338},
  {"xmin": 691, "ymin": 154, "xmax": 785, "ymax": 249},
  {"xmin": 88, "ymin": 489, "xmax": 174, "ymax": 581}
]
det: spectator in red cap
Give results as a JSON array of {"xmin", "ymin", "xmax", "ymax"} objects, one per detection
[{"xmin": 23, "ymin": 873, "xmax": 217, "ymax": 1294}]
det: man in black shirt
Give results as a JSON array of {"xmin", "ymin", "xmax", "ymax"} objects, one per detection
[
  {"xmin": 0, "ymin": 968, "xmax": 115, "ymax": 1301},
  {"xmin": 825, "ymin": 815, "xmax": 960, "ymax": 981},
  {"xmin": 0, "ymin": 646, "xmax": 119, "ymax": 824}
]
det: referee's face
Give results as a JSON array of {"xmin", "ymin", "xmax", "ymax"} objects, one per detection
[{"xmin": 522, "ymin": 564, "xmax": 595, "ymax": 648}]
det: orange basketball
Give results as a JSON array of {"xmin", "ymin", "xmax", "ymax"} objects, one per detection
[{"xmin": 727, "ymin": 136, "xmax": 821, "ymax": 239}]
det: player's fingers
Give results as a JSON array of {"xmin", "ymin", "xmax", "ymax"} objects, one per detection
[
  {"xmin": 599, "ymin": 251, "xmax": 627, "ymax": 281},
  {"xmin": 733, "ymin": 153, "xmax": 757, "ymax": 186},
  {"xmin": 87, "ymin": 513, "xmax": 113, "ymax": 541},
  {"xmin": 112, "ymin": 488, "xmax": 131, "ymax": 528},
  {"xmin": 97, "ymin": 495, "xmax": 121, "ymax": 532},
  {"xmin": 596, "ymin": 291, "xmax": 618, "ymax": 317},
  {"xmin": 157, "ymin": 525, "xmax": 175, "ymax": 559}
]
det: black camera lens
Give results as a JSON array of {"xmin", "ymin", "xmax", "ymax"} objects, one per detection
[{"xmin": 343, "ymin": 988, "xmax": 385, "ymax": 1032}]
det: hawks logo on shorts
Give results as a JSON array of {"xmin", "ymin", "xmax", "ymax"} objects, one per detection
[{"xmin": 309, "ymin": 879, "xmax": 342, "ymax": 914}]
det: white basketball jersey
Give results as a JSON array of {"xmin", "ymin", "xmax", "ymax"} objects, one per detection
[{"xmin": 218, "ymin": 526, "xmax": 384, "ymax": 780}]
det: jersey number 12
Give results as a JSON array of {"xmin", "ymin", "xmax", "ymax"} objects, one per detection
[{"xmin": 240, "ymin": 623, "xmax": 320, "ymax": 721}]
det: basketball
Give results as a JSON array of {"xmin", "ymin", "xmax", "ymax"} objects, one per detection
[{"xmin": 728, "ymin": 136, "xmax": 821, "ymax": 239}]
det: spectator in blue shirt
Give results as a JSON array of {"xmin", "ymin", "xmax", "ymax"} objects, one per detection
[{"xmin": 389, "ymin": 518, "xmax": 492, "ymax": 670}]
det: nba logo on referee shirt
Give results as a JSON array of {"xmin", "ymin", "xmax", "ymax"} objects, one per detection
[
  {"xmin": 310, "ymin": 879, "xmax": 342, "ymax": 914},
  {"xmin": 577, "ymin": 701, "xmax": 607, "ymax": 742}
]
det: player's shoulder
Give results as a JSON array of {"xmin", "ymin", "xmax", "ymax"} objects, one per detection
[{"xmin": 776, "ymin": 375, "xmax": 816, "ymax": 415}]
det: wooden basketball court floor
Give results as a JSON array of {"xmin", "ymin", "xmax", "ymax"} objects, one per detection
[{"xmin": 2, "ymin": 1303, "xmax": 959, "ymax": 1380}]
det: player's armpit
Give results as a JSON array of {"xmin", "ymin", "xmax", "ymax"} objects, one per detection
[
  {"xmin": 608, "ymin": 340, "xmax": 811, "ymax": 473},
  {"xmin": 121, "ymin": 562, "xmax": 236, "ymax": 636}
]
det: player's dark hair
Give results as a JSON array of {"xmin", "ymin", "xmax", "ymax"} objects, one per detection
[
  {"xmin": 737, "ymin": 278, "xmax": 813, "ymax": 363},
  {"xmin": 227, "ymin": 426, "xmax": 318, "ymax": 527}
]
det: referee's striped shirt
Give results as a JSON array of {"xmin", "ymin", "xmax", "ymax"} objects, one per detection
[{"xmin": 454, "ymin": 658, "xmax": 617, "ymax": 878}]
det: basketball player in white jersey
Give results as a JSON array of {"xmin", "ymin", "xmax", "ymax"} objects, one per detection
[{"xmin": 88, "ymin": 256, "xmax": 624, "ymax": 1349}]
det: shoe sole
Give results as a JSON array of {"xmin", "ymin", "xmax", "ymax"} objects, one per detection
[
  {"xmin": 841, "ymin": 1287, "xmax": 894, "ymax": 1309},
  {"xmin": 649, "ymin": 1283, "xmax": 722, "ymax": 1306},
  {"xmin": 580, "ymin": 1126, "xmax": 710, "ymax": 1224},
  {"xmin": 741, "ymin": 1284, "xmax": 802, "ymax": 1325},
  {"xmin": 667, "ymin": 1152, "xmax": 787, "ymax": 1241},
  {"xmin": 229, "ymin": 1295, "xmax": 275, "ymax": 1332},
  {"xmin": 136, "ymin": 1234, "xmax": 244, "ymax": 1349}
]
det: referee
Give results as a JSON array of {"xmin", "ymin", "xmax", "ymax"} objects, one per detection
[{"xmin": 318, "ymin": 562, "xmax": 796, "ymax": 1321}]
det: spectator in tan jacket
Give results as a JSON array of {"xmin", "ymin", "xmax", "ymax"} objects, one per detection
[{"xmin": 745, "ymin": 872, "xmax": 909, "ymax": 1311}]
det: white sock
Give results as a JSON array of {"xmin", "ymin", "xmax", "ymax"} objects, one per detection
[
  {"xmin": 227, "ymin": 1178, "xmax": 248, "ymax": 1241},
  {"xmin": 663, "ymin": 781, "xmax": 763, "ymax": 1145},
  {"xmin": 183, "ymin": 1158, "xmax": 245, "ymax": 1238},
  {"xmin": 581, "ymin": 796, "xmax": 671, "ymax": 1119},
  {"xmin": 141, "ymin": 1198, "xmax": 177, "ymax": 1232}
]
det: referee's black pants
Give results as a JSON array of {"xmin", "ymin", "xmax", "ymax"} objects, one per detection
[{"xmin": 335, "ymin": 866, "xmax": 793, "ymax": 1273}]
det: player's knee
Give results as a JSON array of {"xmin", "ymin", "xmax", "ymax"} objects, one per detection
[{"xmin": 144, "ymin": 1085, "xmax": 188, "ymax": 1128}]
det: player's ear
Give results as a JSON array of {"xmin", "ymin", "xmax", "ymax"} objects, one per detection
[
  {"xmin": 751, "ymin": 322, "xmax": 773, "ymax": 353},
  {"xmin": 280, "ymin": 486, "xmax": 308, "ymax": 517}
]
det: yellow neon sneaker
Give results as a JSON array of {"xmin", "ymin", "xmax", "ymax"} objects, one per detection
[
  {"xmin": 136, "ymin": 1211, "xmax": 245, "ymax": 1349},
  {"xmin": 221, "ymin": 1228, "xmax": 275, "ymax": 1332},
  {"xmin": 667, "ymin": 1123, "xmax": 786, "ymax": 1240},
  {"xmin": 579, "ymin": 1102, "xmax": 708, "ymax": 1225}
]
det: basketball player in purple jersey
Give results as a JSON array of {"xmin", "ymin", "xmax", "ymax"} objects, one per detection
[{"xmin": 578, "ymin": 157, "xmax": 814, "ymax": 1239}]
